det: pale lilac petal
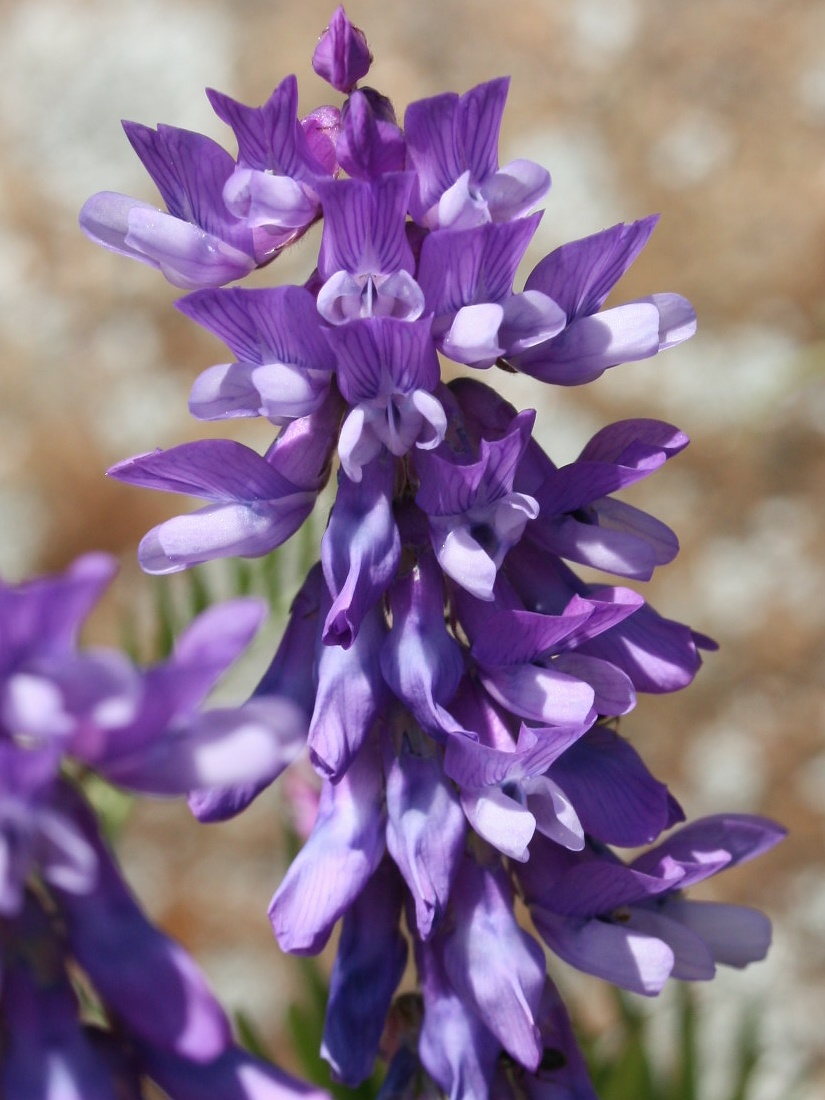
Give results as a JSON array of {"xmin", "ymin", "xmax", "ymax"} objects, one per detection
[
  {"xmin": 269, "ymin": 740, "xmax": 386, "ymax": 954},
  {"xmin": 460, "ymin": 786, "xmax": 536, "ymax": 862},
  {"xmin": 384, "ymin": 743, "xmax": 466, "ymax": 939},
  {"xmin": 480, "ymin": 158, "xmax": 551, "ymax": 221},
  {"xmin": 444, "ymin": 858, "xmax": 544, "ymax": 1068},
  {"xmin": 441, "ymin": 302, "xmax": 505, "ymax": 367},
  {"xmin": 79, "ymin": 191, "xmax": 161, "ymax": 262},
  {"xmin": 125, "ymin": 206, "xmax": 255, "ymax": 289},
  {"xmin": 337, "ymin": 406, "xmax": 384, "ymax": 483},
  {"xmin": 437, "ymin": 171, "xmax": 491, "ymax": 230},
  {"xmin": 435, "ymin": 522, "xmax": 499, "ymax": 600},
  {"xmin": 138, "ymin": 495, "xmax": 313, "ymax": 574},
  {"xmin": 551, "ymin": 652, "xmax": 636, "ymax": 715},
  {"xmin": 531, "ymin": 908, "xmax": 673, "ymax": 996},
  {"xmin": 512, "ymin": 303, "xmax": 662, "ymax": 385},
  {"xmin": 224, "ymin": 168, "xmax": 318, "ymax": 229},
  {"xmin": 664, "ymin": 899, "xmax": 772, "ymax": 969},
  {"xmin": 481, "ymin": 663, "xmax": 595, "ymax": 726},
  {"xmin": 498, "ymin": 290, "xmax": 567, "ymax": 357},
  {"xmin": 525, "ymin": 775, "xmax": 585, "ymax": 851},
  {"xmin": 650, "ymin": 292, "xmax": 697, "ymax": 349}
]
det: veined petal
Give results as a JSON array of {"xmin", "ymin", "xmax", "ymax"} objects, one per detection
[
  {"xmin": 178, "ymin": 285, "xmax": 335, "ymax": 372},
  {"xmin": 549, "ymin": 726, "xmax": 674, "ymax": 847},
  {"xmin": 512, "ymin": 303, "xmax": 662, "ymax": 385},
  {"xmin": 524, "ymin": 216, "xmax": 659, "ymax": 319},
  {"xmin": 269, "ymin": 739, "xmax": 386, "ymax": 955}
]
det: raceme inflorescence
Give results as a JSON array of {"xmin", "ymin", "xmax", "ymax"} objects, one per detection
[{"xmin": 3, "ymin": 6, "xmax": 784, "ymax": 1098}]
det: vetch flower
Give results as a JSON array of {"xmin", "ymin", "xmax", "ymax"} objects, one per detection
[
  {"xmin": 80, "ymin": 123, "xmax": 259, "ymax": 289},
  {"xmin": 405, "ymin": 77, "xmax": 550, "ymax": 229}
]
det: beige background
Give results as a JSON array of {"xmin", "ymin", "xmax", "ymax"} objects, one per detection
[{"xmin": 2, "ymin": 0, "xmax": 824, "ymax": 1095}]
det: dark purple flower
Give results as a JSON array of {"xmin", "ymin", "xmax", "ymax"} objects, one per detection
[
  {"xmin": 312, "ymin": 6, "xmax": 373, "ymax": 94},
  {"xmin": 337, "ymin": 89, "xmax": 407, "ymax": 180},
  {"xmin": 320, "ymin": 453, "xmax": 401, "ymax": 646},
  {"xmin": 321, "ymin": 859, "xmax": 407, "ymax": 1086}
]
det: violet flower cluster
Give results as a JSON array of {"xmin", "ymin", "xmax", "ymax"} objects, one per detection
[
  {"xmin": 0, "ymin": 554, "xmax": 328, "ymax": 1098},
  {"xmin": 74, "ymin": 8, "xmax": 785, "ymax": 1098}
]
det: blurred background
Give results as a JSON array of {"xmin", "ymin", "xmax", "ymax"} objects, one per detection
[{"xmin": 1, "ymin": 0, "xmax": 824, "ymax": 1095}]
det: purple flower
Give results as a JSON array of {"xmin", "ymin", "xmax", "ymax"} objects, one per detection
[
  {"xmin": 312, "ymin": 6, "xmax": 373, "ymax": 93},
  {"xmin": 316, "ymin": 173, "xmax": 423, "ymax": 324},
  {"xmin": 182, "ymin": 285, "xmax": 337, "ymax": 424},
  {"xmin": 268, "ymin": 736, "xmax": 386, "ymax": 955},
  {"xmin": 508, "ymin": 217, "xmax": 696, "ymax": 384},
  {"xmin": 207, "ymin": 75, "xmax": 334, "ymax": 259},
  {"xmin": 523, "ymin": 418, "xmax": 688, "ymax": 580},
  {"xmin": 415, "ymin": 408, "xmax": 539, "ymax": 600},
  {"xmin": 416, "ymin": 216, "xmax": 565, "ymax": 368},
  {"xmin": 336, "ymin": 89, "xmax": 407, "ymax": 180},
  {"xmin": 80, "ymin": 124, "xmax": 259, "ymax": 289},
  {"xmin": 321, "ymin": 859, "xmax": 407, "ymax": 1086},
  {"xmin": 109, "ymin": 396, "xmax": 339, "ymax": 574},
  {"xmin": 519, "ymin": 815, "xmax": 785, "ymax": 995},
  {"xmin": 405, "ymin": 77, "xmax": 550, "ymax": 229},
  {"xmin": 326, "ymin": 317, "xmax": 445, "ymax": 481},
  {"xmin": 382, "ymin": 725, "xmax": 466, "ymax": 939},
  {"xmin": 320, "ymin": 453, "xmax": 401, "ymax": 646}
]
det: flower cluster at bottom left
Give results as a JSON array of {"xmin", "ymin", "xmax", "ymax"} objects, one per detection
[{"xmin": 0, "ymin": 552, "xmax": 327, "ymax": 1099}]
